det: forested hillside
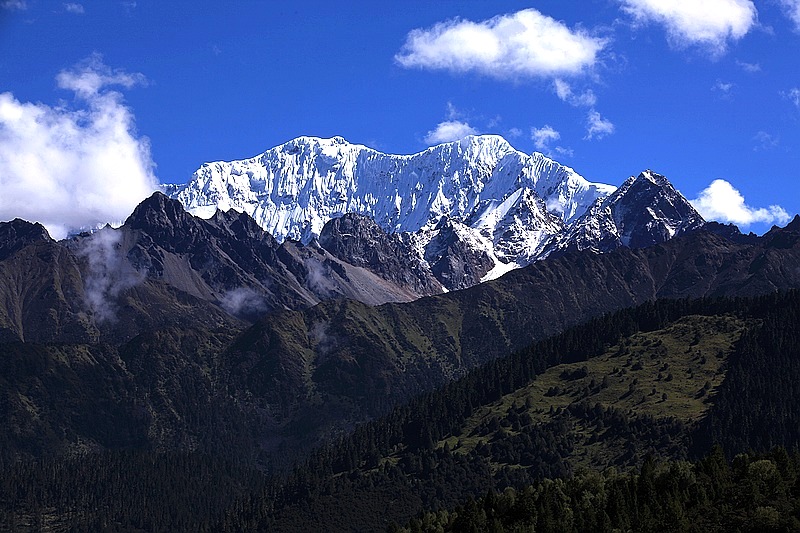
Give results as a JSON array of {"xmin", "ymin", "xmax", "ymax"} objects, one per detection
[
  {"xmin": 217, "ymin": 291, "xmax": 800, "ymax": 531},
  {"xmin": 5, "ymin": 291, "xmax": 797, "ymax": 531},
  {"xmin": 397, "ymin": 447, "xmax": 800, "ymax": 532}
]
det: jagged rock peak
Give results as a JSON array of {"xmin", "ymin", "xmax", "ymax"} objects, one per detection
[
  {"xmin": 702, "ymin": 221, "xmax": 760, "ymax": 245},
  {"xmin": 784, "ymin": 214, "xmax": 800, "ymax": 232},
  {"xmin": 762, "ymin": 214, "xmax": 800, "ymax": 249},
  {"xmin": 125, "ymin": 191, "xmax": 192, "ymax": 229},
  {"xmin": 318, "ymin": 213, "xmax": 443, "ymax": 295},
  {"xmin": 637, "ymin": 169, "xmax": 669, "ymax": 185},
  {"xmin": 0, "ymin": 218, "xmax": 53, "ymax": 261},
  {"xmin": 544, "ymin": 170, "xmax": 705, "ymax": 256}
]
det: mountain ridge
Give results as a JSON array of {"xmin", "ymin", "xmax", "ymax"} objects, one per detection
[
  {"xmin": 165, "ymin": 134, "xmax": 706, "ymax": 289},
  {"xmin": 219, "ymin": 221, "xmax": 800, "ymax": 458},
  {"xmin": 0, "ymin": 190, "xmax": 799, "ymax": 470}
]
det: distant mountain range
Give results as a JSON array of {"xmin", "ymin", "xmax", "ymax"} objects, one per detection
[{"xmin": 165, "ymin": 135, "xmax": 704, "ymax": 289}]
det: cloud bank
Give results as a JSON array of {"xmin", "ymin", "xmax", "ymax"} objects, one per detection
[
  {"xmin": 0, "ymin": 54, "xmax": 158, "ymax": 239},
  {"xmin": 691, "ymin": 179, "xmax": 790, "ymax": 227},
  {"xmin": 619, "ymin": 0, "xmax": 757, "ymax": 54},
  {"xmin": 396, "ymin": 8, "xmax": 607, "ymax": 79}
]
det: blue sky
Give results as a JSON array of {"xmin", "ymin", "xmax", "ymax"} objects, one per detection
[{"xmin": 0, "ymin": 0, "xmax": 798, "ymax": 237}]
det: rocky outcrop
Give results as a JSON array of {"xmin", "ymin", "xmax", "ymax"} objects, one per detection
[{"xmin": 318, "ymin": 213, "xmax": 442, "ymax": 296}]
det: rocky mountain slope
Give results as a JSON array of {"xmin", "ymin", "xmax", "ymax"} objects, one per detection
[
  {"xmin": 4, "ymin": 205, "xmax": 797, "ymax": 463},
  {"xmin": 0, "ymin": 180, "xmax": 800, "ymax": 457},
  {"xmin": 166, "ymin": 136, "xmax": 705, "ymax": 289},
  {"xmin": 0, "ymin": 193, "xmax": 444, "ymax": 346},
  {"xmin": 544, "ymin": 170, "xmax": 705, "ymax": 256},
  {"xmin": 222, "ymin": 217, "xmax": 800, "ymax": 457}
]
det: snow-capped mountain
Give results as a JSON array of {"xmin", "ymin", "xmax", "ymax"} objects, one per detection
[
  {"xmin": 165, "ymin": 135, "xmax": 703, "ymax": 290},
  {"xmin": 544, "ymin": 170, "xmax": 705, "ymax": 257}
]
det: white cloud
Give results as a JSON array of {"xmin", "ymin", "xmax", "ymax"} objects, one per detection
[
  {"xmin": 56, "ymin": 53, "xmax": 146, "ymax": 98},
  {"xmin": 506, "ymin": 127, "xmax": 523, "ymax": 138},
  {"xmin": 712, "ymin": 80, "xmax": 735, "ymax": 99},
  {"xmin": 554, "ymin": 79, "xmax": 571, "ymax": 101},
  {"xmin": 736, "ymin": 60, "xmax": 761, "ymax": 72},
  {"xmin": 786, "ymin": 87, "xmax": 800, "ymax": 108},
  {"xmin": 619, "ymin": 0, "xmax": 757, "ymax": 54},
  {"xmin": 780, "ymin": 0, "xmax": 800, "ymax": 31},
  {"xmin": 553, "ymin": 79, "xmax": 597, "ymax": 107},
  {"xmin": 78, "ymin": 227, "xmax": 143, "ymax": 322},
  {"xmin": 396, "ymin": 8, "xmax": 607, "ymax": 79},
  {"xmin": 531, "ymin": 125, "xmax": 573, "ymax": 158},
  {"xmin": 1, "ymin": 0, "xmax": 26, "ymax": 10},
  {"xmin": 0, "ymin": 54, "xmax": 158, "ymax": 239},
  {"xmin": 554, "ymin": 146, "xmax": 575, "ymax": 158},
  {"xmin": 585, "ymin": 110, "xmax": 615, "ymax": 139},
  {"xmin": 424, "ymin": 120, "xmax": 478, "ymax": 144},
  {"xmin": 531, "ymin": 125, "xmax": 560, "ymax": 152},
  {"xmin": 691, "ymin": 179, "xmax": 790, "ymax": 226},
  {"xmin": 64, "ymin": 2, "xmax": 84, "ymax": 14},
  {"xmin": 753, "ymin": 131, "xmax": 779, "ymax": 151},
  {"xmin": 553, "ymin": 79, "xmax": 606, "ymax": 142}
]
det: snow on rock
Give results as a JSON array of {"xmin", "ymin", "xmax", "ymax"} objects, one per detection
[
  {"xmin": 165, "ymin": 137, "xmax": 702, "ymax": 289},
  {"xmin": 543, "ymin": 170, "xmax": 706, "ymax": 257}
]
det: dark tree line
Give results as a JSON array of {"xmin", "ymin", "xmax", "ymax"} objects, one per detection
[
  {"xmin": 397, "ymin": 447, "xmax": 800, "ymax": 533},
  {"xmin": 0, "ymin": 451, "xmax": 267, "ymax": 531},
  {"xmin": 692, "ymin": 290, "xmax": 800, "ymax": 455}
]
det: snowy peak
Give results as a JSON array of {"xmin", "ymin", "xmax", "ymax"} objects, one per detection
[
  {"xmin": 165, "ymin": 134, "xmax": 619, "ymax": 289},
  {"xmin": 168, "ymin": 134, "xmax": 607, "ymax": 241},
  {"xmin": 545, "ymin": 170, "xmax": 705, "ymax": 256},
  {"xmin": 166, "ymin": 136, "xmax": 705, "ymax": 290}
]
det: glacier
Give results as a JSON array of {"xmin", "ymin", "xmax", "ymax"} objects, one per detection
[
  {"xmin": 165, "ymin": 135, "xmax": 703, "ymax": 289},
  {"xmin": 166, "ymin": 136, "xmax": 614, "ymax": 279}
]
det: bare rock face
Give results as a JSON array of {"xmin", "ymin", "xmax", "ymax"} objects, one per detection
[
  {"xmin": 0, "ymin": 218, "xmax": 52, "ymax": 261},
  {"xmin": 318, "ymin": 213, "xmax": 443, "ymax": 296},
  {"xmin": 545, "ymin": 170, "xmax": 705, "ymax": 257},
  {"xmin": 0, "ymin": 218, "xmax": 98, "ymax": 343},
  {"xmin": 0, "ymin": 240, "xmax": 97, "ymax": 343},
  {"xmin": 423, "ymin": 217, "xmax": 496, "ymax": 290},
  {"xmin": 0, "ymin": 192, "xmax": 452, "ymax": 345}
]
